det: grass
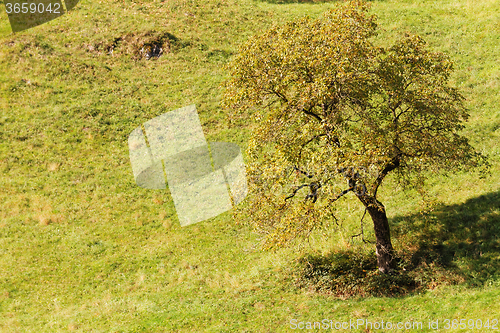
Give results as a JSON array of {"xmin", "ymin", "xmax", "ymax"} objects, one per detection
[{"xmin": 0, "ymin": 0, "xmax": 499, "ymax": 331}]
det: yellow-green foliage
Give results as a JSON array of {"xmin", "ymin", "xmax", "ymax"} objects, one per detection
[{"xmin": 223, "ymin": 0, "xmax": 488, "ymax": 249}]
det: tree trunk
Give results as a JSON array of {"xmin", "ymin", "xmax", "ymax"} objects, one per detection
[
  {"xmin": 351, "ymin": 154, "xmax": 400, "ymax": 273},
  {"xmin": 366, "ymin": 202, "xmax": 395, "ymax": 273}
]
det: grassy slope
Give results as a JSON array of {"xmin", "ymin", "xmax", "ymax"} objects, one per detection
[{"xmin": 0, "ymin": 0, "xmax": 499, "ymax": 331}]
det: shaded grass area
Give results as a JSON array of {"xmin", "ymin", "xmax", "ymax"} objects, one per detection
[
  {"xmin": 394, "ymin": 190, "xmax": 500, "ymax": 288},
  {"xmin": 294, "ymin": 190, "xmax": 500, "ymax": 298},
  {"xmin": 294, "ymin": 250, "xmax": 418, "ymax": 299}
]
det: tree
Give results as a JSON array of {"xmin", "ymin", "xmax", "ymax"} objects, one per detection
[{"xmin": 221, "ymin": 0, "xmax": 487, "ymax": 273}]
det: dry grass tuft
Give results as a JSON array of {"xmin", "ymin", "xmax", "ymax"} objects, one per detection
[
  {"xmin": 47, "ymin": 162, "xmax": 60, "ymax": 171},
  {"xmin": 68, "ymin": 323, "xmax": 78, "ymax": 330}
]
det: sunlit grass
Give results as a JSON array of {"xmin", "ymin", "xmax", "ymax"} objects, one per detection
[{"xmin": 0, "ymin": 0, "xmax": 499, "ymax": 331}]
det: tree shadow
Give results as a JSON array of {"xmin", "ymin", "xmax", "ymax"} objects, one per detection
[
  {"xmin": 293, "ymin": 249, "xmax": 419, "ymax": 298},
  {"xmin": 391, "ymin": 190, "xmax": 500, "ymax": 288},
  {"xmin": 293, "ymin": 190, "xmax": 500, "ymax": 298}
]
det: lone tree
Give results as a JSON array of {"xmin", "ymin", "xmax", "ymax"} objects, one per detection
[{"xmin": 222, "ymin": 0, "xmax": 487, "ymax": 273}]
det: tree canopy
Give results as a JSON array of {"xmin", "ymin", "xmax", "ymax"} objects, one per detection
[{"xmin": 222, "ymin": 0, "xmax": 487, "ymax": 273}]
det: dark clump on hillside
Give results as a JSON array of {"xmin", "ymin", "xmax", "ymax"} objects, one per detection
[
  {"xmin": 82, "ymin": 30, "xmax": 187, "ymax": 60},
  {"xmin": 293, "ymin": 250, "xmax": 419, "ymax": 299}
]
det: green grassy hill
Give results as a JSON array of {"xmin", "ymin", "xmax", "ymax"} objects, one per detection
[{"xmin": 0, "ymin": 0, "xmax": 499, "ymax": 331}]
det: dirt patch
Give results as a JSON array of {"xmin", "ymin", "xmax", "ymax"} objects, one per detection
[{"xmin": 83, "ymin": 30, "xmax": 183, "ymax": 60}]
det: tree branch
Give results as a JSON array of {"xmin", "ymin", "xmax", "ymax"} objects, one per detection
[
  {"xmin": 350, "ymin": 208, "xmax": 374, "ymax": 244},
  {"xmin": 372, "ymin": 153, "xmax": 401, "ymax": 198},
  {"xmin": 267, "ymin": 88, "xmax": 288, "ymax": 103},
  {"xmin": 327, "ymin": 186, "xmax": 354, "ymax": 205},
  {"xmin": 297, "ymin": 134, "xmax": 327, "ymax": 161},
  {"xmin": 284, "ymin": 184, "xmax": 309, "ymax": 201},
  {"xmin": 302, "ymin": 106, "xmax": 323, "ymax": 122}
]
